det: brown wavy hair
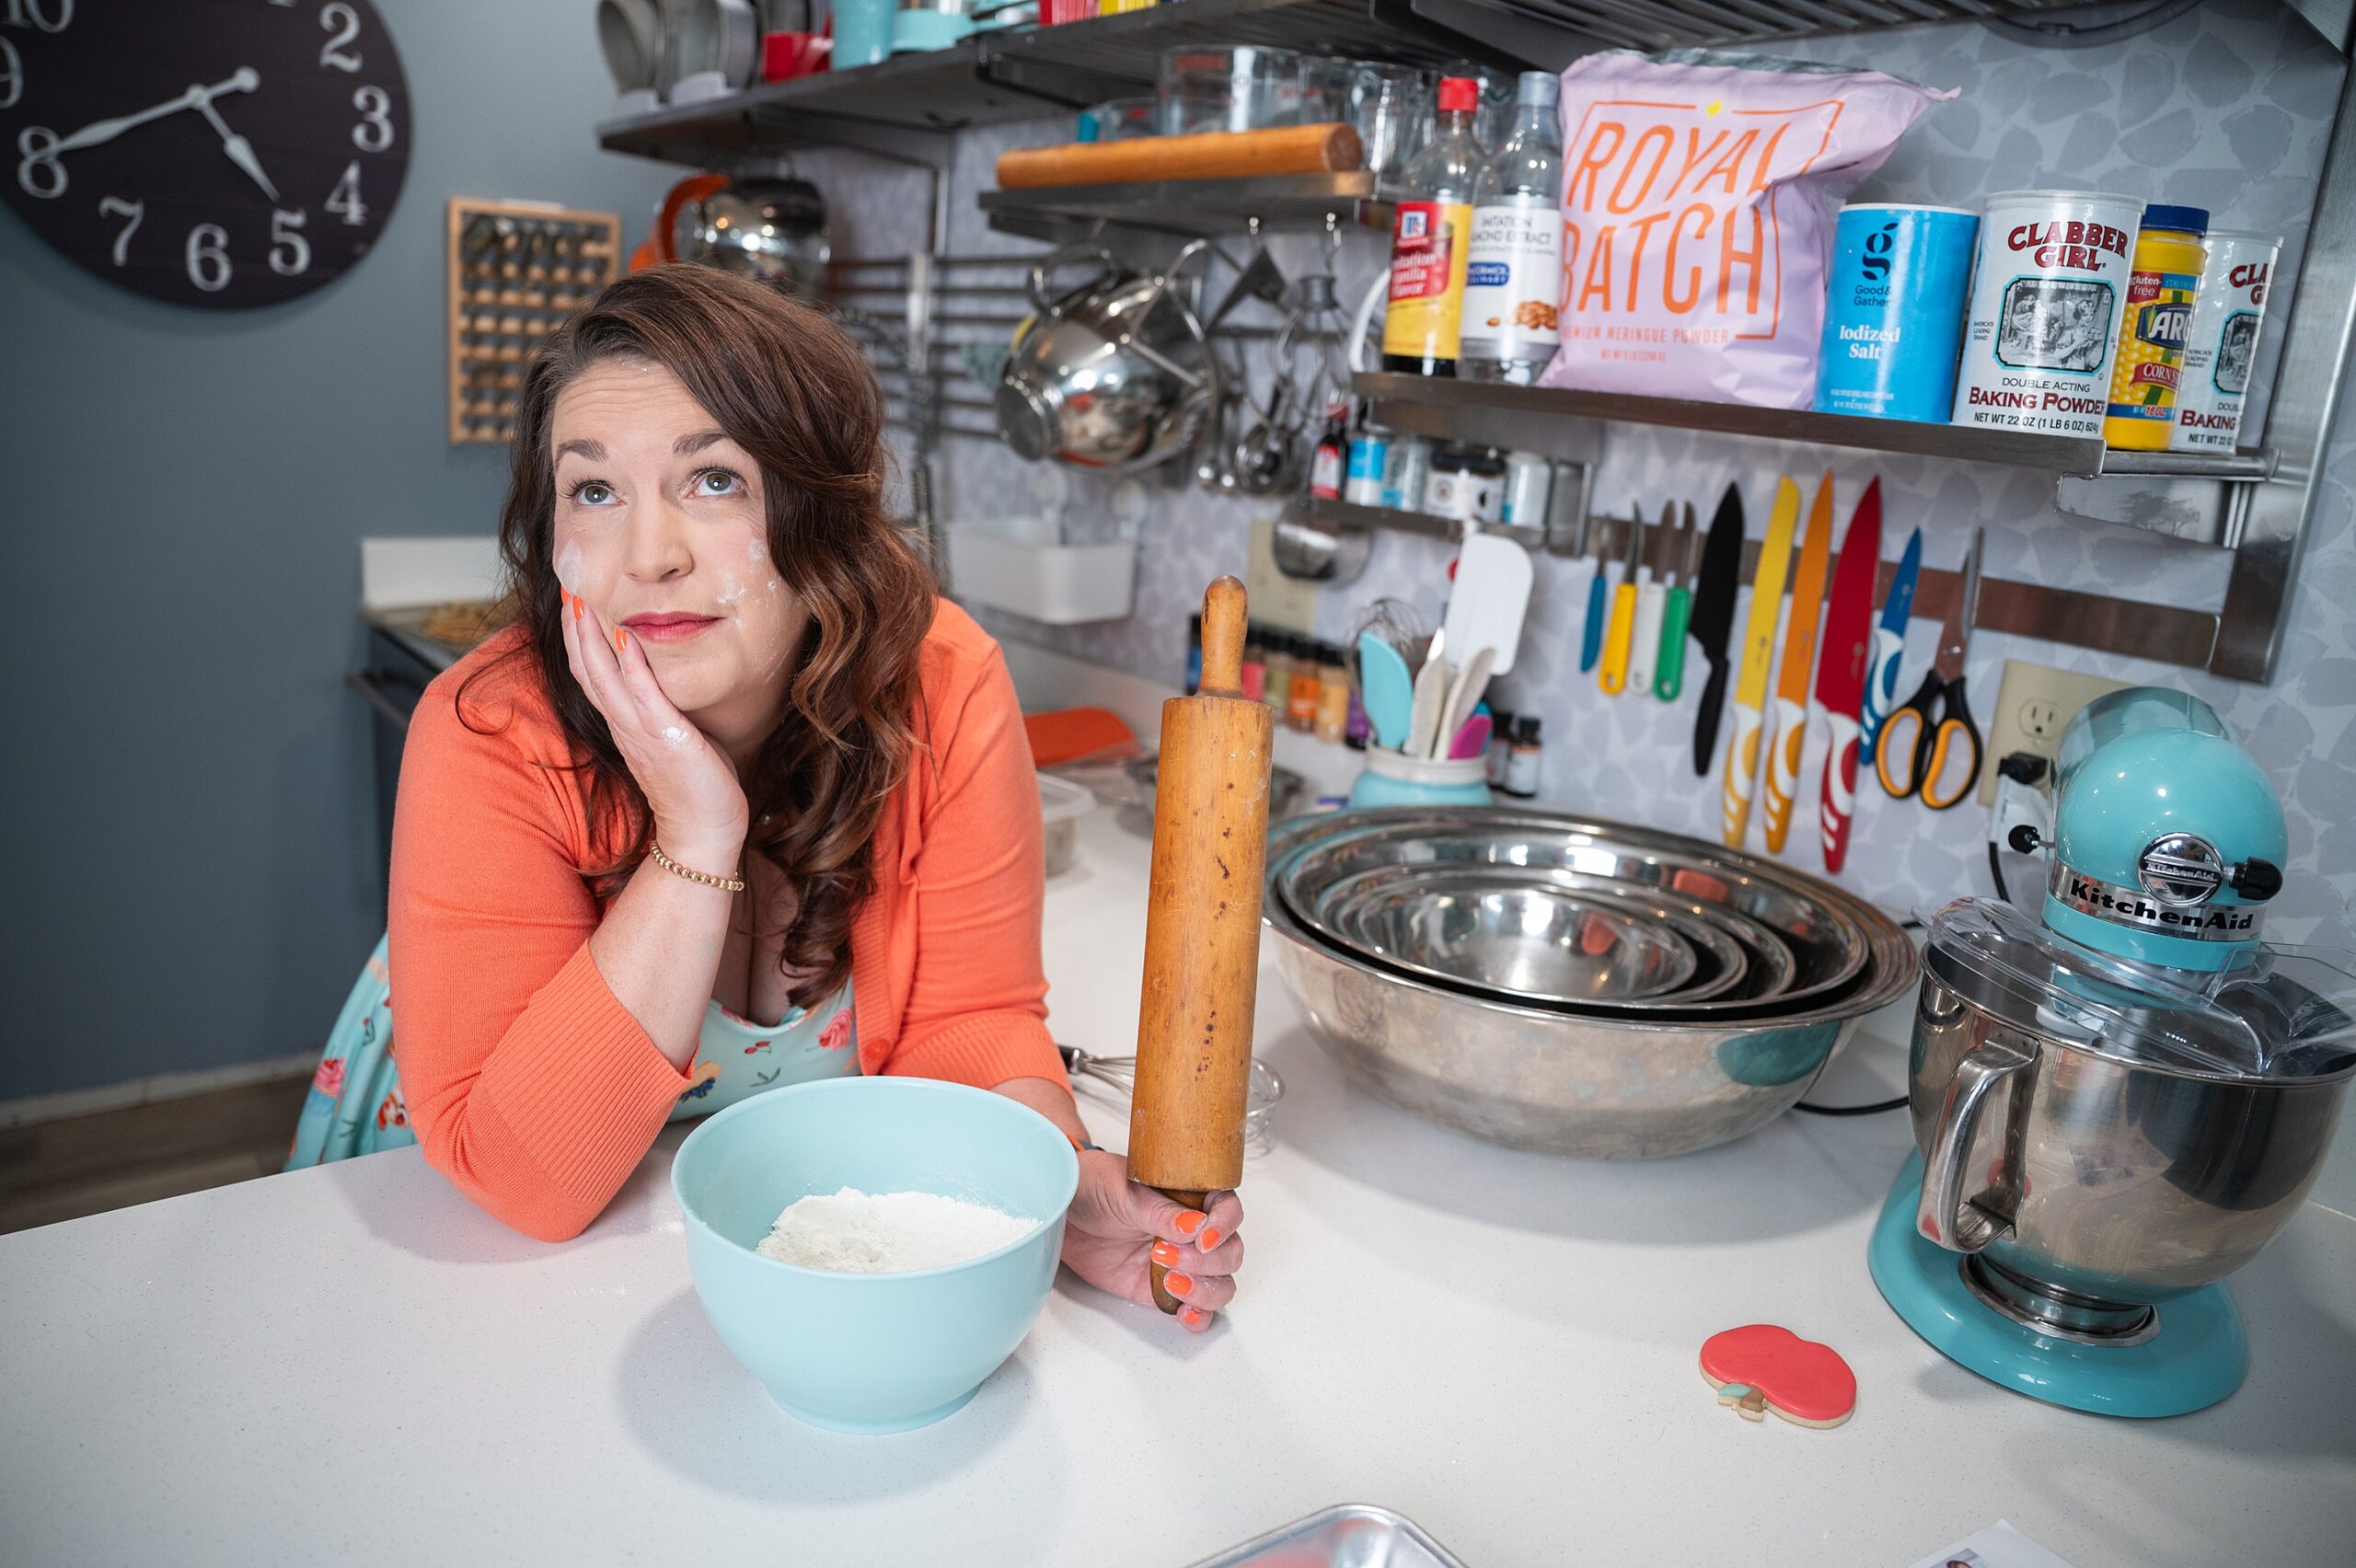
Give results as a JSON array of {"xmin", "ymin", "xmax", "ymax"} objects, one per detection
[{"xmin": 469, "ymin": 264, "xmax": 935, "ymax": 1007}]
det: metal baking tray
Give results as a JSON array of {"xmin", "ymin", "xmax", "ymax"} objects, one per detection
[{"xmin": 1185, "ymin": 1504, "xmax": 1469, "ymax": 1567}]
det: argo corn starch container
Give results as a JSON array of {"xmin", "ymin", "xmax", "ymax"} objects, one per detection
[
  {"xmin": 2172, "ymin": 230, "xmax": 2280, "ymax": 455},
  {"xmin": 1951, "ymin": 190, "xmax": 2143, "ymax": 438},
  {"xmin": 2105, "ymin": 203, "xmax": 2209, "ymax": 450}
]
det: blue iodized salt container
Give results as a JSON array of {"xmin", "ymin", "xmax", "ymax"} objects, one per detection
[{"xmin": 1812, "ymin": 204, "xmax": 1980, "ymax": 423}]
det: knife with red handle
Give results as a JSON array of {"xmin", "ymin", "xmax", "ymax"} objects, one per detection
[{"xmin": 1814, "ymin": 478, "xmax": 1883, "ymax": 874}]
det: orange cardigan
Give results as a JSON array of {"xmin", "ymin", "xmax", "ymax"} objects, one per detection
[{"xmin": 387, "ymin": 599, "xmax": 1068, "ymax": 1241}]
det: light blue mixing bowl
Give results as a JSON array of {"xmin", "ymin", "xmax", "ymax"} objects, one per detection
[{"xmin": 670, "ymin": 1077, "xmax": 1078, "ymax": 1433}]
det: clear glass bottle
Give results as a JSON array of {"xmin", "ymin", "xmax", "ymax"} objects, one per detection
[
  {"xmin": 1460, "ymin": 71, "xmax": 1565, "ymax": 386},
  {"xmin": 1380, "ymin": 76, "xmax": 1486, "ymax": 378}
]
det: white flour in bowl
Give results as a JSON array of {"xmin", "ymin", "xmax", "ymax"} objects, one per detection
[{"xmin": 755, "ymin": 1186, "xmax": 1038, "ymax": 1273}]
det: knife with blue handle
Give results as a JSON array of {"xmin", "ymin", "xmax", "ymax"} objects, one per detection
[
  {"xmin": 1860, "ymin": 526, "xmax": 1922, "ymax": 759},
  {"xmin": 1580, "ymin": 542, "xmax": 1608, "ymax": 673}
]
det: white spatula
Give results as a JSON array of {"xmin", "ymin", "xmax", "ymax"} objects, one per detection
[{"xmin": 1406, "ymin": 654, "xmax": 1451, "ymax": 759}]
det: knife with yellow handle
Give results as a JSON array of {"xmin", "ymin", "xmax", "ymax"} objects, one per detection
[
  {"xmin": 1762, "ymin": 472, "xmax": 1837, "ymax": 856},
  {"xmin": 1598, "ymin": 509, "xmax": 1645, "ymax": 695},
  {"xmin": 1720, "ymin": 478, "xmax": 1798, "ymax": 847}
]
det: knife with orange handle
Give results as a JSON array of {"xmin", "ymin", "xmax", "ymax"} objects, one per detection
[
  {"xmin": 1813, "ymin": 478, "xmax": 1883, "ymax": 874},
  {"xmin": 1598, "ymin": 509, "xmax": 1644, "ymax": 695},
  {"xmin": 1761, "ymin": 473, "xmax": 1836, "ymax": 856},
  {"xmin": 1719, "ymin": 478, "xmax": 1799, "ymax": 847}
]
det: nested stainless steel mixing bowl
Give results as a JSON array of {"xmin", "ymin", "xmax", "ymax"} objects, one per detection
[
  {"xmin": 1265, "ymin": 810, "xmax": 1917, "ymax": 1158},
  {"xmin": 1909, "ymin": 899, "xmax": 2356, "ymax": 1332},
  {"xmin": 1281, "ymin": 810, "xmax": 1861, "ymax": 1018},
  {"xmin": 1320, "ymin": 864, "xmax": 1755, "ymax": 1006}
]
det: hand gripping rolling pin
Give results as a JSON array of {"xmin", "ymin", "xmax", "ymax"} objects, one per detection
[{"xmin": 1127, "ymin": 576, "xmax": 1275, "ymax": 1314}]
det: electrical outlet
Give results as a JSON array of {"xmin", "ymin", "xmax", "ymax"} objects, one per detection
[
  {"xmin": 1243, "ymin": 515, "xmax": 1320, "ymax": 633},
  {"xmin": 1980, "ymin": 659, "xmax": 2131, "ymax": 806}
]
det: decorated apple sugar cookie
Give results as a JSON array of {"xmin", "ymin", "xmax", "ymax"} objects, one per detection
[{"xmin": 1700, "ymin": 1324, "xmax": 1855, "ymax": 1429}]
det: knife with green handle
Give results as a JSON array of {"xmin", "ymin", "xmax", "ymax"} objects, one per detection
[{"xmin": 1654, "ymin": 502, "xmax": 1701, "ymax": 700}]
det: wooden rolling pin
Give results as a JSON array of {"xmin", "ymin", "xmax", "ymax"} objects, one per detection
[
  {"xmin": 997, "ymin": 123, "xmax": 1364, "ymax": 190},
  {"xmin": 1126, "ymin": 576, "xmax": 1274, "ymax": 1314}
]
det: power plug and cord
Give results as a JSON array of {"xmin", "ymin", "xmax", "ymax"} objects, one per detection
[{"xmin": 1797, "ymin": 750, "xmax": 2053, "ymax": 1118}]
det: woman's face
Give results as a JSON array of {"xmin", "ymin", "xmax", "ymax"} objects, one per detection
[{"xmin": 549, "ymin": 357, "xmax": 806, "ymax": 723}]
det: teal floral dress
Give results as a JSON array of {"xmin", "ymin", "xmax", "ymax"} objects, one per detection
[{"xmin": 286, "ymin": 935, "xmax": 857, "ymax": 1169}]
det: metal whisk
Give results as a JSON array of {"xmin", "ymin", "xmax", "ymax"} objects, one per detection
[{"xmin": 1058, "ymin": 1044, "xmax": 1284, "ymax": 1159}]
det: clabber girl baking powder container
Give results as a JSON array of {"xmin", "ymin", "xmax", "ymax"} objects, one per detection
[
  {"xmin": 2172, "ymin": 230, "xmax": 2281, "ymax": 455},
  {"xmin": 1951, "ymin": 190, "xmax": 2144, "ymax": 438}
]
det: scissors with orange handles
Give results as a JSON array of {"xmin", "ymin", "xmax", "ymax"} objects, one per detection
[{"xmin": 1876, "ymin": 527, "xmax": 1984, "ymax": 811}]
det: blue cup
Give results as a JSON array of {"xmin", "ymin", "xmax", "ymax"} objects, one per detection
[
  {"xmin": 892, "ymin": 7, "xmax": 973, "ymax": 52},
  {"xmin": 1812, "ymin": 204, "xmax": 1980, "ymax": 423},
  {"xmin": 671, "ymin": 1076, "xmax": 1078, "ymax": 1433},
  {"xmin": 831, "ymin": 0, "xmax": 896, "ymax": 70},
  {"xmin": 1347, "ymin": 748, "xmax": 1493, "ymax": 809}
]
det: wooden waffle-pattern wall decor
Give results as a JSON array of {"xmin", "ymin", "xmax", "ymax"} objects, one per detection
[{"xmin": 446, "ymin": 198, "xmax": 620, "ymax": 444}]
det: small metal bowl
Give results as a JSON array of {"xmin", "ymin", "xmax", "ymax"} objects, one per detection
[
  {"xmin": 1313, "ymin": 862, "xmax": 1796, "ymax": 1010},
  {"xmin": 1318, "ymin": 865, "xmax": 1750, "ymax": 1007}
]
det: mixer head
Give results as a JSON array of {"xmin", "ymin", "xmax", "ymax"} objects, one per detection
[{"xmin": 2033, "ymin": 688, "xmax": 2286, "ymax": 973}]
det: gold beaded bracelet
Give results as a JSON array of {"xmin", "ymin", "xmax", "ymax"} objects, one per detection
[{"xmin": 649, "ymin": 841, "xmax": 746, "ymax": 894}]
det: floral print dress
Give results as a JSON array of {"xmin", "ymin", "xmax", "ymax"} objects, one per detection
[{"xmin": 286, "ymin": 934, "xmax": 857, "ymax": 1169}]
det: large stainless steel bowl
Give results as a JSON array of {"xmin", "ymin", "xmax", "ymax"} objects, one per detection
[
  {"xmin": 1321, "ymin": 864, "xmax": 1753, "ymax": 1006},
  {"xmin": 1265, "ymin": 810, "xmax": 1917, "ymax": 1158}
]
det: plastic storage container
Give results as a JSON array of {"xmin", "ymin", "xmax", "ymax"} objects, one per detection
[
  {"xmin": 1037, "ymin": 771, "xmax": 1097, "ymax": 876},
  {"xmin": 944, "ymin": 523, "xmax": 1137, "ymax": 625}
]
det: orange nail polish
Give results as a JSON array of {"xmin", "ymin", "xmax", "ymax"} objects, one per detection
[
  {"xmin": 1198, "ymin": 1226, "xmax": 1224, "ymax": 1251},
  {"xmin": 1180, "ymin": 1307, "xmax": 1207, "ymax": 1331},
  {"xmin": 616, "ymin": 628, "xmax": 627, "ymax": 651},
  {"xmin": 572, "ymin": 594, "xmax": 583, "ymax": 621},
  {"xmin": 1173, "ymin": 1210, "xmax": 1205, "ymax": 1239},
  {"xmin": 1150, "ymin": 1240, "xmax": 1180, "ymax": 1268},
  {"xmin": 1165, "ymin": 1271, "xmax": 1195, "ymax": 1297}
]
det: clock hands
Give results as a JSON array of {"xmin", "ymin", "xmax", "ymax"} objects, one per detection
[
  {"xmin": 51, "ymin": 82, "xmax": 211, "ymax": 154},
  {"xmin": 48, "ymin": 69, "xmax": 277, "ymax": 201},
  {"xmin": 193, "ymin": 89, "xmax": 279, "ymax": 202}
]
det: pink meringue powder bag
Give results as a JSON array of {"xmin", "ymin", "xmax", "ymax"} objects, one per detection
[{"xmin": 1537, "ymin": 51, "xmax": 1954, "ymax": 409}]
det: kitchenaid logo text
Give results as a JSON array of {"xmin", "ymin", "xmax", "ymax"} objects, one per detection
[
  {"xmin": 2057, "ymin": 872, "xmax": 2258, "ymax": 939},
  {"xmin": 2008, "ymin": 220, "xmax": 2131, "ymax": 272}
]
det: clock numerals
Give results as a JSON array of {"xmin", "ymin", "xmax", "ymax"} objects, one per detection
[
  {"xmin": 352, "ymin": 84, "xmax": 394, "ymax": 151},
  {"xmin": 326, "ymin": 158, "xmax": 365, "ymax": 225},
  {"xmin": 16, "ymin": 123, "xmax": 61, "ymax": 197},
  {"xmin": 185, "ymin": 223, "xmax": 231, "ymax": 293},
  {"xmin": 269, "ymin": 206, "xmax": 309, "ymax": 276},
  {"xmin": 1, "ymin": 0, "xmax": 73, "ymax": 34},
  {"xmin": 98, "ymin": 194, "xmax": 140, "ymax": 265},
  {"xmin": 319, "ymin": 4, "xmax": 362, "ymax": 73},
  {"xmin": 0, "ymin": 36, "xmax": 21, "ymax": 110}
]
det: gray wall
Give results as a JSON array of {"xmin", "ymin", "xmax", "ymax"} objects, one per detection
[{"xmin": 0, "ymin": 1, "xmax": 678, "ymax": 1098}]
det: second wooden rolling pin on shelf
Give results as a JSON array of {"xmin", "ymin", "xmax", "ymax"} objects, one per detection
[
  {"xmin": 996, "ymin": 124, "xmax": 1365, "ymax": 190},
  {"xmin": 1126, "ymin": 576, "xmax": 1274, "ymax": 1315}
]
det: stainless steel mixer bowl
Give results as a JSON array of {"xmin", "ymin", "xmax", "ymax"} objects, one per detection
[
  {"xmin": 1910, "ymin": 922, "xmax": 2356, "ymax": 1318},
  {"xmin": 1277, "ymin": 809, "xmax": 1860, "ymax": 1020},
  {"xmin": 1321, "ymin": 864, "xmax": 1754, "ymax": 1006},
  {"xmin": 1265, "ymin": 813, "xmax": 1917, "ymax": 1158}
]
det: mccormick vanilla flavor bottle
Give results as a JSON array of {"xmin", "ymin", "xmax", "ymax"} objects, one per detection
[
  {"xmin": 1381, "ymin": 76, "xmax": 1485, "ymax": 378},
  {"xmin": 1459, "ymin": 72, "xmax": 1566, "ymax": 385}
]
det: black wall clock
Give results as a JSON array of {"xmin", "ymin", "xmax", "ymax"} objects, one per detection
[{"xmin": 0, "ymin": 0, "xmax": 410, "ymax": 307}]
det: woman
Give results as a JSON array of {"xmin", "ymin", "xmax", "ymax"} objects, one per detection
[{"xmin": 387, "ymin": 266, "xmax": 1242, "ymax": 1330}]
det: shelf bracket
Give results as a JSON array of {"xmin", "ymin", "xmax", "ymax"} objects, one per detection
[{"xmin": 2211, "ymin": 55, "xmax": 2356, "ymax": 680}]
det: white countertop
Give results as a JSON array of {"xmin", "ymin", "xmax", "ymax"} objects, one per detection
[{"xmin": 4, "ymin": 805, "xmax": 2351, "ymax": 1567}]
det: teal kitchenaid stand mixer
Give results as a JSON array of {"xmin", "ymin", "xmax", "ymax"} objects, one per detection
[{"xmin": 1870, "ymin": 688, "xmax": 2356, "ymax": 1416}]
